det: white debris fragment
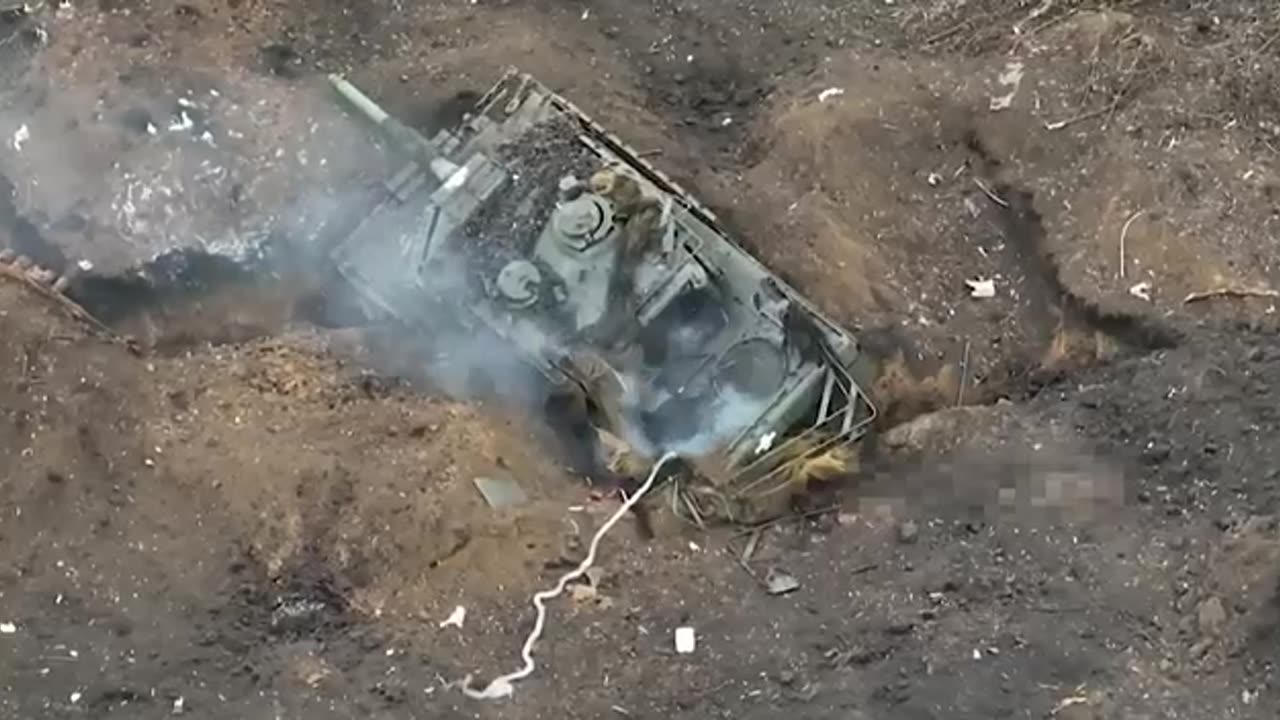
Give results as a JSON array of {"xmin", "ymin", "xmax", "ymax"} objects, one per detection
[
  {"xmin": 581, "ymin": 8, "xmax": 589, "ymax": 19},
  {"xmin": 0, "ymin": 622, "xmax": 16, "ymax": 634},
  {"xmin": 439, "ymin": 605, "xmax": 467, "ymax": 629},
  {"xmin": 926, "ymin": 172, "xmax": 942, "ymax": 187},
  {"xmin": 177, "ymin": 97, "xmax": 197, "ymax": 108},
  {"xmin": 965, "ymin": 278, "xmax": 996, "ymax": 299},
  {"xmin": 76, "ymin": 259, "xmax": 94, "ymax": 272},
  {"xmin": 720, "ymin": 116, "xmax": 733, "ymax": 127},
  {"xmin": 989, "ymin": 61, "xmax": 1025, "ymax": 111},
  {"xmin": 172, "ymin": 696, "xmax": 185, "ymax": 714},
  {"xmin": 754, "ymin": 431, "xmax": 777, "ymax": 455},
  {"xmin": 674, "ymin": 627, "xmax": 696, "ymax": 654},
  {"xmin": 1129, "ymin": 281, "xmax": 1152, "ymax": 302},
  {"xmin": 972, "ymin": 648, "xmax": 982, "ymax": 660},
  {"xmin": 70, "ymin": 692, "xmax": 82, "ymax": 704},
  {"xmin": 818, "ymin": 87, "xmax": 845, "ymax": 103},
  {"xmin": 169, "ymin": 112, "xmax": 194, "ymax": 132},
  {"xmin": 12, "ymin": 124, "xmax": 30, "ymax": 152},
  {"xmin": 146, "ymin": 122, "xmax": 157, "ymax": 135}
]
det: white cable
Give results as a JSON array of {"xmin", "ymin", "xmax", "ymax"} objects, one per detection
[{"xmin": 461, "ymin": 451, "xmax": 679, "ymax": 700}]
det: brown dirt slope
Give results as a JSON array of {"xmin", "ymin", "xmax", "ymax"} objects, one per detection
[{"xmin": 0, "ymin": 276, "xmax": 576, "ymax": 718}]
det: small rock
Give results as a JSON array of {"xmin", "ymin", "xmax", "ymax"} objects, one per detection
[
  {"xmin": 765, "ymin": 569, "xmax": 800, "ymax": 596},
  {"xmin": 897, "ymin": 520, "xmax": 919, "ymax": 544},
  {"xmin": 1197, "ymin": 596, "xmax": 1227, "ymax": 636}
]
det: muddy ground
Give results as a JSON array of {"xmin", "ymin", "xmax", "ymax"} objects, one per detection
[{"xmin": 3, "ymin": 0, "xmax": 1280, "ymax": 718}]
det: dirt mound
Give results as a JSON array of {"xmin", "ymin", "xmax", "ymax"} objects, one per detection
[
  {"xmin": 152, "ymin": 332, "xmax": 575, "ymax": 608},
  {"xmin": 0, "ymin": 276, "xmax": 581, "ymax": 716}
]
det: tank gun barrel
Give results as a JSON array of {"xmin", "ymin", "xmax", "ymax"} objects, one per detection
[{"xmin": 327, "ymin": 74, "xmax": 458, "ymax": 181}]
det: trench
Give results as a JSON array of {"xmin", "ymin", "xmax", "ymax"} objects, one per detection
[{"xmin": 994, "ymin": 183, "xmax": 1179, "ymax": 356}]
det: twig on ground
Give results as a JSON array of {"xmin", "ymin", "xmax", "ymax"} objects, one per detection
[
  {"xmin": 923, "ymin": 18, "xmax": 971, "ymax": 46},
  {"xmin": 973, "ymin": 177, "xmax": 1009, "ymax": 207},
  {"xmin": 741, "ymin": 528, "xmax": 763, "ymax": 563},
  {"xmin": 1118, "ymin": 209, "xmax": 1146, "ymax": 280},
  {"xmin": 1051, "ymin": 696, "xmax": 1090, "ymax": 717},
  {"xmin": 1012, "ymin": 0, "xmax": 1056, "ymax": 36},
  {"xmin": 1044, "ymin": 106, "xmax": 1109, "ymax": 131},
  {"xmin": 729, "ymin": 505, "xmax": 841, "ymax": 539},
  {"xmin": 955, "ymin": 340, "xmax": 971, "ymax": 407},
  {"xmin": 1183, "ymin": 287, "xmax": 1280, "ymax": 304}
]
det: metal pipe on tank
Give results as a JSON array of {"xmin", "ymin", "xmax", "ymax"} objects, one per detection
[{"xmin": 328, "ymin": 74, "xmax": 458, "ymax": 182}]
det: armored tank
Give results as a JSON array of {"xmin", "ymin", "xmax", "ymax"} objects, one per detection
[{"xmin": 326, "ymin": 69, "xmax": 876, "ymax": 518}]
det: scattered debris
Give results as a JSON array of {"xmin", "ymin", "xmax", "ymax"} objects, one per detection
[
  {"xmin": 172, "ymin": 696, "xmax": 185, "ymax": 715},
  {"xmin": 0, "ymin": 622, "xmax": 15, "ymax": 634},
  {"xmin": 11, "ymin": 123, "xmax": 29, "ymax": 151},
  {"xmin": 818, "ymin": 87, "xmax": 845, "ymax": 103},
  {"xmin": 765, "ymin": 568, "xmax": 800, "ymax": 596},
  {"xmin": 965, "ymin": 278, "xmax": 996, "ymax": 299},
  {"xmin": 963, "ymin": 195, "xmax": 983, "ymax": 218},
  {"xmin": 439, "ymin": 605, "xmax": 467, "ymax": 629},
  {"xmin": 462, "ymin": 454, "xmax": 678, "ymax": 700},
  {"xmin": 569, "ymin": 580, "xmax": 612, "ymax": 608},
  {"xmin": 1183, "ymin": 286, "xmax": 1280, "ymax": 304},
  {"xmin": 675, "ymin": 626, "xmax": 697, "ymax": 654},
  {"xmin": 1129, "ymin": 281, "xmax": 1152, "ymax": 302},
  {"xmin": 168, "ymin": 112, "xmax": 194, "ymax": 132},
  {"xmin": 897, "ymin": 519, "xmax": 920, "ymax": 544},
  {"xmin": 473, "ymin": 476, "xmax": 529, "ymax": 509},
  {"xmin": 989, "ymin": 61, "xmax": 1025, "ymax": 111}
]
